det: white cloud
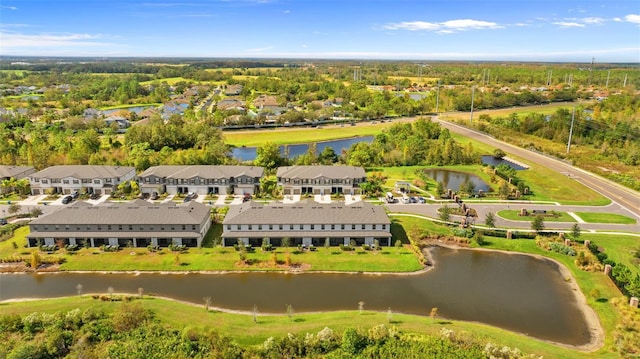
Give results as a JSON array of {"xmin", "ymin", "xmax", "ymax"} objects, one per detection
[
  {"xmin": 384, "ymin": 21, "xmax": 439, "ymax": 31},
  {"xmin": 552, "ymin": 21, "xmax": 585, "ymax": 28},
  {"xmin": 625, "ymin": 14, "xmax": 640, "ymax": 24},
  {"xmin": 0, "ymin": 32, "xmax": 115, "ymax": 48},
  {"xmin": 283, "ymin": 10, "xmax": 290, "ymax": 14},
  {"xmin": 613, "ymin": 17, "xmax": 623, "ymax": 22},
  {"xmin": 0, "ymin": 5, "xmax": 17, "ymax": 10},
  {"xmin": 384, "ymin": 18, "xmax": 501, "ymax": 33},
  {"xmin": 582, "ymin": 17, "xmax": 604, "ymax": 24}
]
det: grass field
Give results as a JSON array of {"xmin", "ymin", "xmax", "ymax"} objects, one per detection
[
  {"xmin": 575, "ymin": 212, "xmax": 637, "ymax": 224},
  {"xmin": 497, "ymin": 210, "xmax": 577, "ymax": 222},
  {"xmin": 0, "ymin": 294, "xmax": 610, "ymax": 358}
]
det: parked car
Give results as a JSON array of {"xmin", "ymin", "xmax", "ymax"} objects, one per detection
[
  {"xmin": 62, "ymin": 196, "xmax": 73, "ymax": 204},
  {"xmin": 417, "ymin": 196, "xmax": 426, "ymax": 203},
  {"xmin": 90, "ymin": 193, "xmax": 100, "ymax": 200},
  {"xmin": 401, "ymin": 196, "xmax": 411, "ymax": 204},
  {"xmin": 150, "ymin": 192, "xmax": 159, "ymax": 200},
  {"xmin": 71, "ymin": 190, "xmax": 79, "ymax": 199},
  {"xmin": 0, "ymin": 218, "xmax": 7, "ymax": 225},
  {"xmin": 242, "ymin": 193, "xmax": 252, "ymax": 202}
]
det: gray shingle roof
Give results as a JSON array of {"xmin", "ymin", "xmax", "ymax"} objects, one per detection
[
  {"xmin": 276, "ymin": 165, "xmax": 366, "ymax": 179},
  {"xmin": 29, "ymin": 199, "xmax": 210, "ymax": 226},
  {"xmin": 0, "ymin": 165, "xmax": 35, "ymax": 179},
  {"xmin": 30, "ymin": 165, "xmax": 135, "ymax": 180},
  {"xmin": 223, "ymin": 200, "xmax": 390, "ymax": 226},
  {"xmin": 138, "ymin": 165, "xmax": 264, "ymax": 179}
]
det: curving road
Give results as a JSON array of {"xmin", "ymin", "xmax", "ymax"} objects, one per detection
[{"xmin": 433, "ymin": 118, "xmax": 640, "ymax": 221}]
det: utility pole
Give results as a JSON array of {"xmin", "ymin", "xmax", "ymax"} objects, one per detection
[
  {"xmin": 567, "ymin": 107, "xmax": 576, "ymax": 154},
  {"xmin": 435, "ymin": 80, "xmax": 441, "ymax": 113},
  {"xmin": 623, "ymin": 73, "xmax": 628, "ymax": 87},
  {"xmin": 469, "ymin": 86, "xmax": 475, "ymax": 124}
]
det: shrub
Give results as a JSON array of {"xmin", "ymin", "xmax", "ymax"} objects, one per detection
[
  {"xmin": 339, "ymin": 244, "xmax": 354, "ymax": 251},
  {"xmin": 548, "ymin": 242, "xmax": 576, "ymax": 256}
]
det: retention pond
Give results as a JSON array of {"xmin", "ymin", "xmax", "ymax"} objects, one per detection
[{"xmin": 0, "ymin": 247, "xmax": 592, "ymax": 346}]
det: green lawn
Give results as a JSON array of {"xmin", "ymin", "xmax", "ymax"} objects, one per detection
[
  {"xmin": 224, "ymin": 123, "xmax": 391, "ymax": 147},
  {"xmin": 575, "ymin": 212, "xmax": 637, "ymax": 224},
  {"xmin": 497, "ymin": 210, "xmax": 577, "ymax": 222}
]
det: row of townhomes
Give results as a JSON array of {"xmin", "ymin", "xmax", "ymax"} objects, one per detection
[
  {"xmin": 23, "ymin": 164, "xmax": 393, "ymax": 248},
  {"xmin": 29, "ymin": 165, "xmax": 136, "ymax": 195},
  {"xmin": 222, "ymin": 200, "xmax": 391, "ymax": 247},
  {"xmin": 27, "ymin": 200, "xmax": 211, "ymax": 248},
  {"xmin": 26, "ymin": 164, "xmax": 366, "ymax": 197},
  {"xmin": 137, "ymin": 165, "xmax": 263, "ymax": 195},
  {"xmin": 277, "ymin": 165, "xmax": 367, "ymax": 195}
]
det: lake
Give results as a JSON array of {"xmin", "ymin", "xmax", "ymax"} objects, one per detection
[
  {"xmin": 231, "ymin": 136, "xmax": 373, "ymax": 161},
  {"xmin": 0, "ymin": 247, "xmax": 591, "ymax": 345}
]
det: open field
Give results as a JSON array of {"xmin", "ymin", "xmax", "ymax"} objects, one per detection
[
  {"xmin": 439, "ymin": 102, "xmax": 579, "ymax": 121},
  {"xmin": 575, "ymin": 212, "xmax": 637, "ymax": 224},
  {"xmin": 497, "ymin": 210, "xmax": 577, "ymax": 222}
]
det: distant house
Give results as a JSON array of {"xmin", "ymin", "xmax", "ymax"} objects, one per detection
[
  {"xmin": 225, "ymin": 84, "xmax": 243, "ymax": 96},
  {"xmin": 29, "ymin": 165, "xmax": 136, "ymax": 196},
  {"xmin": 82, "ymin": 108, "xmax": 102, "ymax": 119},
  {"xmin": 138, "ymin": 165, "xmax": 264, "ymax": 196},
  {"xmin": 276, "ymin": 165, "xmax": 367, "ymax": 195},
  {"xmin": 0, "ymin": 165, "xmax": 36, "ymax": 193},
  {"xmin": 216, "ymin": 98, "xmax": 246, "ymax": 112},
  {"xmin": 222, "ymin": 200, "xmax": 391, "ymax": 247},
  {"xmin": 103, "ymin": 116, "xmax": 130, "ymax": 130},
  {"xmin": 253, "ymin": 95, "xmax": 279, "ymax": 108},
  {"xmin": 26, "ymin": 200, "xmax": 211, "ymax": 248}
]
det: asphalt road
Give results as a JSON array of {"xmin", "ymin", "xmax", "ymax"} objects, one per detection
[{"xmin": 433, "ymin": 117, "xmax": 640, "ymax": 220}]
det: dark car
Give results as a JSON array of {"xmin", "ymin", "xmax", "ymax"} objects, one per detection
[
  {"xmin": 242, "ymin": 193, "xmax": 251, "ymax": 202},
  {"xmin": 90, "ymin": 193, "xmax": 100, "ymax": 200},
  {"xmin": 417, "ymin": 196, "xmax": 426, "ymax": 204},
  {"xmin": 62, "ymin": 196, "xmax": 73, "ymax": 204},
  {"xmin": 0, "ymin": 218, "xmax": 7, "ymax": 225}
]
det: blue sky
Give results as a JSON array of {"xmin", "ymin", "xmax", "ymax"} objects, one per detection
[{"xmin": 1, "ymin": 0, "xmax": 639, "ymax": 62}]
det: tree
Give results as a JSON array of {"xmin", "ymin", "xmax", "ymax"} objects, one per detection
[
  {"xmin": 484, "ymin": 212, "xmax": 496, "ymax": 228},
  {"xmin": 30, "ymin": 207, "xmax": 43, "ymax": 218},
  {"xmin": 255, "ymin": 142, "xmax": 285, "ymax": 171},
  {"xmin": 498, "ymin": 182, "xmax": 511, "ymax": 199},
  {"xmin": 571, "ymin": 223, "xmax": 581, "ymax": 239},
  {"xmin": 531, "ymin": 215, "xmax": 545, "ymax": 233},
  {"xmin": 438, "ymin": 205, "xmax": 451, "ymax": 222},
  {"xmin": 281, "ymin": 237, "xmax": 291, "ymax": 248},
  {"xmin": 493, "ymin": 148, "xmax": 506, "ymax": 159},
  {"xmin": 7, "ymin": 203, "xmax": 21, "ymax": 216}
]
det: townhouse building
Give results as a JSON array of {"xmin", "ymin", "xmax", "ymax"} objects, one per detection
[
  {"xmin": 137, "ymin": 165, "xmax": 264, "ymax": 196},
  {"xmin": 222, "ymin": 200, "xmax": 391, "ymax": 247},
  {"xmin": 29, "ymin": 165, "xmax": 136, "ymax": 196},
  {"xmin": 276, "ymin": 165, "xmax": 367, "ymax": 195},
  {"xmin": 26, "ymin": 200, "xmax": 211, "ymax": 248}
]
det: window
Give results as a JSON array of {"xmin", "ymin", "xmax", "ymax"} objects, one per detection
[
  {"xmin": 192, "ymin": 225, "xmax": 196, "ymax": 231},
  {"xmin": 73, "ymin": 180, "xmax": 79, "ymax": 184},
  {"xmin": 93, "ymin": 179, "xmax": 100, "ymax": 184},
  {"xmin": 107, "ymin": 225, "xmax": 112, "ymax": 230},
  {"xmin": 129, "ymin": 225, "xmax": 133, "ymax": 231},
  {"xmin": 106, "ymin": 178, "xmax": 112, "ymax": 183},
  {"xmin": 182, "ymin": 225, "xmax": 186, "ymax": 230},
  {"xmin": 63, "ymin": 180, "xmax": 69, "ymax": 184},
  {"xmin": 118, "ymin": 225, "xmax": 123, "ymax": 231},
  {"xmin": 42, "ymin": 180, "xmax": 48, "ymax": 183}
]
